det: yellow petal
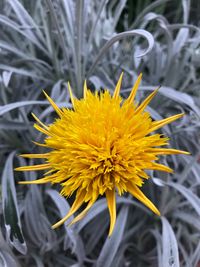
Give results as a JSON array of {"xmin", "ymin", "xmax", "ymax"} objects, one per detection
[
  {"xmin": 149, "ymin": 162, "xmax": 173, "ymax": 173},
  {"xmin": 113, "ymin": 72, "xmax": 123, "ymax": 99},
  {"xmin": 128, "ymin": 183, "xmax": 160, "ymax": 215},
  {"xmin": 68, "ymin": 197, "xmax": 97, "ymax": 226},
  {"xmin": 34, "ymin": 124, "xmax": 50, "ymax": 136},
  {"xmin": 106, "ymin": 188, "xmax": 116, "ymax": 236},
  {"xmin": 18, "ymin": 176, "xmax": 52, "ymax": 184},
  {"xmin": 83, "ymin": 80, "xmax": 87, "ymax": 99},
  {"xmin": 67, "ymin": 82, "xmax": 75, "ymax": 108},
  {"xmin": 147, "ymin": 148, "xmax": 190, "ymax": 155},
  {"xmin": 31, "ymin": 113, "xmax": 48, "ymax": 130},
  {"xmin": 43, "ymin": 90, "xmax": 63, "ymax": 117},
  {"xmin": 149, "ymin": 113, "xmax": 184, "ymax": 133},
  {"xmin": 15, "ymin": 163, "xmax": 50, "ymax": 171},
  {"xmin": 20, "ymin": 153, "xmax": 49, "ymax": 158},
  {"xmin": 125, "ymin": 73, "xmax": 142, "ymax": 104},
  {"xmin": 136, "ymin": 86, "xmax": 160, "ymax": 113},
  {"xmin": 32, "ymin": 141, "xmax": 47, "ymax": 147},
  {"xmin": 51, "ymin": 190, "xmax": 86, "ymax": 229}
]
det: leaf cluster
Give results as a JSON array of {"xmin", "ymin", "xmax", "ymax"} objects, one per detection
[{"xmin": 0, "ymin": 0, "xmax": 200, "ymax": 266}]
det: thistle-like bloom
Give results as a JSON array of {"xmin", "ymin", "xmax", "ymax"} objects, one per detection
[{"xmin": 16, "ymin": 73, "xmax": 189, "ymax": 236}]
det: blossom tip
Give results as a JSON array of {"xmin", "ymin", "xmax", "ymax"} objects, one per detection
[
  {"xmin": 18, "ymin": 181, "xmax": 26, "ymax": 184},
  {"xmin": 18, "ymin": 180, "xmax": 37, "ymax": 184},
  {"xmin": 155, "ymin": 210, "xmax": 161, "ymax": 216},
  {"xmin": 42, "ymin": 90, "xmax": 48, "ymax": 97}
]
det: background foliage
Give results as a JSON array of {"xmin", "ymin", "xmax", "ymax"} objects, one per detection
[{"xmin": 0, "ymin": 0, "xmax": 200, "ymax": 266}]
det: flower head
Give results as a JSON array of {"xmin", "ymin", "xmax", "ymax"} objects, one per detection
[{"xmin": 16, "ymin": 73, "xmax": 189, "ymax": 236}]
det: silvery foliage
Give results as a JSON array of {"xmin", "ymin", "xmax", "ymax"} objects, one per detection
[{"xmin": 0, "ymin": 0, "xmax": 200, "ymax": 266}]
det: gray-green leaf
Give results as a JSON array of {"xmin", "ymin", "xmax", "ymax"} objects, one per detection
[{"xmin": 2, "ymin": 152, "xmax": 27, "ymax": 254}]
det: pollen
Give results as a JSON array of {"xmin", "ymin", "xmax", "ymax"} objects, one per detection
[{"xmin": 15, "ymin": 73, "xmax": 189, "ymax": 236}]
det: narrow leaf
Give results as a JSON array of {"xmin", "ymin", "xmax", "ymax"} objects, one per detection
[
  {"xmin": 167, "ymin": 182, "xmax": 200, "ymax": 216},
  {"xmin": 87, "ymin": 29, "xmax": 154, "ymax": 76},
  {"xmin": 96, "ymin": 206, "xmax": 128, "ymax": 267},
  {"xmin": 2, "ymin": 152, "xmax": 27, "ymax": 254},
  {"xmin": 0, "ymin": 101, "xmax": 48, "ymax": 116},
  {"xmin": 161, "ymin": 217, "xmax": 180, "ymax": 267}
]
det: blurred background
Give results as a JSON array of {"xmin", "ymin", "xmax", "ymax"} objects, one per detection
[{"xmin": 0, "ymin": 0, "xmax": 200, "ymax": 266}]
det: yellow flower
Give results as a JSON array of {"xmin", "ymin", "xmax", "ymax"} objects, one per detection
[{"xmin": 15, "ymin": 73, "xmax": 189, "ymax": 236}]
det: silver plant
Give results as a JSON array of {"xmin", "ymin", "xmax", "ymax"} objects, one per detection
[{"xmin": 0, "ymin": 0, "xmax": 200, "ymax": 266}]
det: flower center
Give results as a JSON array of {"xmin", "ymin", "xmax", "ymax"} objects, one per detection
[{"xmin": 102, "ymin": 157, "xmax": 114, "ymax": 173}]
